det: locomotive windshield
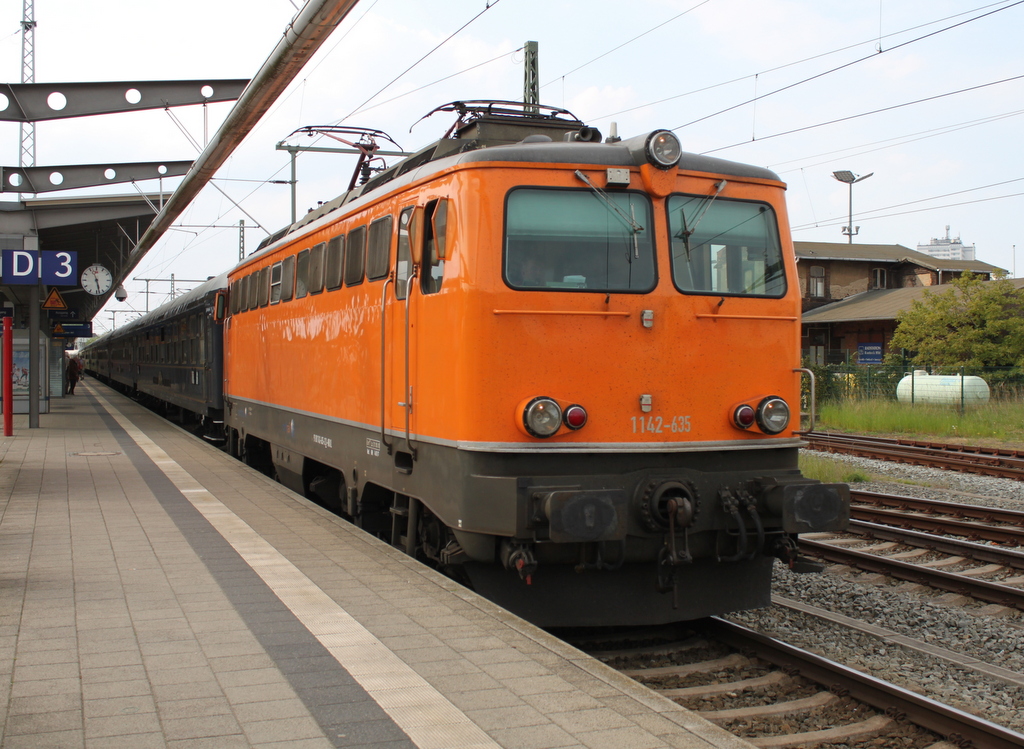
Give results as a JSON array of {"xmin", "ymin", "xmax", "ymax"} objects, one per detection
[
  {"xmin": 504, "ymin": 188, "xmax": 655, "ymax": 292},
  {"xmin": 667, "ymin": 196, "xmax": 786, "ymax": 297}
]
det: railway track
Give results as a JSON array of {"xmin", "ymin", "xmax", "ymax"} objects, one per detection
[
  {"xmin": 575, "ymin": 618, "xmax": 1024, "ymax": 748},
  {"xmin": 803, "ymin": 431, "xmax": 1024, "ymax": 480},
  {"xmin": 797, "ymin": 489, "xmax": 1024, "ymax": 610}
]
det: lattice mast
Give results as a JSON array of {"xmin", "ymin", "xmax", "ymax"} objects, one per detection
[{"xmin": 20, "ymin": 0, "xmax": 36, "ymax": 171}]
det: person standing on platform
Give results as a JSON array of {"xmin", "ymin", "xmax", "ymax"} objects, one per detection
[{"xmin": 66, "ymin": 355, "xmax": 80, "ymax": 395}]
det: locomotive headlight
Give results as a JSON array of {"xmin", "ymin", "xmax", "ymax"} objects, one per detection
[
  {"xmin": 646, "ymin": 130, "xmax": 682, "ymax": 169},
  {"xmin": 524, "ymin": 397, "xmax": 563, "ymax": 438},
  {"xmin": 756, "ymin": 397, "xmax": 791, "ymax": 434}
]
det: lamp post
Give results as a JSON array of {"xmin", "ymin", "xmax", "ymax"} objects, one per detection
[{"xmin": 832, "ymin": 170, "xmax": 873, "ymax": 243}]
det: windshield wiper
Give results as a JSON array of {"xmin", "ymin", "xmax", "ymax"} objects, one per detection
[
  {"xmin": 574, "ymin": 170, "xmax": 644, "ymax": 258},
  {"xmin": 677, "ymin": 180, "xmax": 728, "ymax": 259}
]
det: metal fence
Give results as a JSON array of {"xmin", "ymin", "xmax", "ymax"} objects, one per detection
[{"xmin": 801, "ymin": 363, "xmax": 1024, "ymax": 405}]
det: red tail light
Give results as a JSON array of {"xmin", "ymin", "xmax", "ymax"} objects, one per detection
[{"xmin": 563, "ymin": 405, "xmax": 588, "ymax": 430}]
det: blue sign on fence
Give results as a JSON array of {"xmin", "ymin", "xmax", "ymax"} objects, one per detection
[{"xmin": 858, "ymin": 343, "xmax": 883, "ymax": 364}]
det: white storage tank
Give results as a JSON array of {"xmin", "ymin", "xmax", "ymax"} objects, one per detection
[{"xmin": 896, "ymin": 370, "xmax": 990, "ymax": 405}]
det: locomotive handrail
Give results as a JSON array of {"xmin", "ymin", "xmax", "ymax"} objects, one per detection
[
  {"xmin": 492, "ymin": 309, "xmax": 631, "ymax": 317},
  {"xmin": 796, "ymin": 367, "xmax": 816, "ymax": 433},
  {"xmin": 402, "ymin": 265, "xmax": 418, "ymax": 461},
  {"xmin": 696, "ymin": 314, "xmax": 799, "ymax": 321},
  {"xmin": 380, "ymin": 277, "xmax": 394, "ymax": 455}
]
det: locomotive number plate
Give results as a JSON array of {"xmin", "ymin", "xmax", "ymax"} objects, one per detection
[
  {"xmin": 366, "ymin": 438, "xmax": 382, "ymax": 457},
  {"xmin": 631, "ymin": 415, "xmax": 691, "ymax": 434}
]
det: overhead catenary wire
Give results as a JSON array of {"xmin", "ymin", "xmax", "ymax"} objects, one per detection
[
  {"xmin": 338, "ymin": 0, "xmax": 505, "ymax": 124},
  {"xmin": 672, "ymin": 0, "xmax": 1024, "ymax": 134},
  {"xmin": 791, "ymin": 176, "xmax": 1024, "ymax": 232},
  {"xmin": 700, "ymin": 72, "xmax": 1024, "ymax": 155},
  {"xmin": 591, "ymin": 0, "xmax": 1020, "ymax": 123}
]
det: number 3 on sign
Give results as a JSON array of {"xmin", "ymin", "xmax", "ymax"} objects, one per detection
[{"xmin": 631, "ymin": 416, "xmax": 691, "ymax": 434}]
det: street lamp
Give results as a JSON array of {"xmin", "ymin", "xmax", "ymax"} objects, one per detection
[{"xmin": 832, "ymin": 170, "xmax": 873, "ymax": 244}]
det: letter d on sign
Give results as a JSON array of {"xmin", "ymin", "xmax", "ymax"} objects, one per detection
[{"xmin": 1, "ymin": 249, "xmax": 40, "ymax": 284}]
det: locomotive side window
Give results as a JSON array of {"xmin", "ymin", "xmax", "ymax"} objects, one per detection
[
  {"xmin": 258, "ymin": 267, "xmax": 271, "ymax": 307},
  {"xmin": 325, "ymin": 235, "xmax": 345, "ymax": 290},
  {"xmin": 345, "ymin": 226, "xmax": 366, "ymax": 286},
  {"xmin": 422, "ymin": 199, "xmax": 449, "ymax": 294},
  {"xmin": 296, "ymin": 249, "xmax": 310, "ymax": 299},
  {"xmin": 270, "ymin": 262, "xmax": 283, "ymax": 304},
  {"xmin": 366, "ymin": 216, "xmax": 393, "ymax": 281},
  {"xmin": 281, "ymin": 256, "xmax": 295, "ymax": 302},
  {"xmin": 504, "ymin": 189, "xmax": 654, "ymax": 292},
  {"xmin": 667, "ymin": 196, "xmax": 786, "ymax": 297},
  {"xmin": 248, "ymin": 272, "xmax": 260, "ymax": 310},
  {"xmin": 308, "ymin": 242, "xmax": 326, "ymax": 294},
  {"xmin": 395, "ymin": 208, "xmax": 413, "ymax": 300}
]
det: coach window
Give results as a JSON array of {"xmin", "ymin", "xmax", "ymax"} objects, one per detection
[
  {"xmin": 505, "ymin": 189, "xmax": 654, "ymax": 292},
  {"xmin": 309, "ymin": 242, "xmax": 326, "ymax": 293},
  {"xmin": 667, "ymin": 196, "xmax": 786, "ymax": 297},
  {"xmin": 396, "ymin": 208, "xmax": 413, "ymax": 299},
  {"xmin": 326, "ymin": 235, "xmax": 345, "ymax": 290},
  {"xmin": 422, "ymin": 199, "xmax": 449, "ymax": 294},
  {"xmin": 345, "ymin": 225, "xmax": 366, "ymax": 286},
  {"xmin": 366, "ymin": 216, "xmax": 393, "ymax": 281},
  {"xmin": 295, "ymin": 249, "xmax": 310, "ymax": 298},
  {"xmin": 270, "ymin": 262, "xmax": 283, "ymax": 303}
]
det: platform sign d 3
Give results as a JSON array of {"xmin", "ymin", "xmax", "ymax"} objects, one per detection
[{"xmin": 1, "ymin": 250, "xmax": 78, "ymax": 285}]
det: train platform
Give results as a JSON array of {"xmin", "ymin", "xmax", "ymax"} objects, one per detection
[{"xmin": 0, "ymin": 380, "xmax": 757, "ymax": 749}]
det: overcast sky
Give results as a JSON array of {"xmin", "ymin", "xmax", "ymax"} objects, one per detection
[{"xmin": 3, "ymin": 0, "xmax": 1023, "ymax": 331}]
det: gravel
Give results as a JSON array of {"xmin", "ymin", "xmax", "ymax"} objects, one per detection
[{"xmin": 728, "ymin": 450, "xmax": 1024, "ymax": 735}]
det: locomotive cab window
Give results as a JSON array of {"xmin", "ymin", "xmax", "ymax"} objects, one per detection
[
  {"xmin": 667, "ymin": 196, "xmax": 786, "ymax": 297},
  {"xmin": 396, "ymin": 207, "xmax": 413, "ymax": 300},
  {"xmin": 504, "ymin": 188, "xmax": 654, "ymax": 292},
  {"xmin": 422, "ymin": 199, "xmax": 449, "ymax": 295}
]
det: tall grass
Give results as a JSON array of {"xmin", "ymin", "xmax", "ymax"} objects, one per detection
[{"xmin": 815, "ymin": 398, "xmax": 1024, "ymax": 444}]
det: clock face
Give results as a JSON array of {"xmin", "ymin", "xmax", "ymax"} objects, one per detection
[{"xmin": 81, "ymin": 264, "xmax": 113, "ymax": 296}]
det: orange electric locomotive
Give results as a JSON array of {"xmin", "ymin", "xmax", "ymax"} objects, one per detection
[{"xmin": 215, "ymin": 101, "xmax": 849, "ymax": 626}]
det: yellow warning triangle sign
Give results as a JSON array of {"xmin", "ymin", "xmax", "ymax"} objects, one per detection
[
  {"xmin": 42, "ymin": 288, "xmax": 68, "ymax": 310},
  {"xmin": 53, "ymin": 323, "xmax": 65, "ymax": 334}
]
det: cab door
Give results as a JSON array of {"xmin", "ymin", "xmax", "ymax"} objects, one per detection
[
  {"xmin": 384, "ymin": 200, "xmax": 450, "ymax": 471},
  {"xmin": 386, "ymin": 207, "xmax": 419, "ymax": 470}
]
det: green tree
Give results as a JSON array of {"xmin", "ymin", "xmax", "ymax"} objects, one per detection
[{"xmin": 888, "ymin": 273, "xmax": 1024, "ymax": 369}]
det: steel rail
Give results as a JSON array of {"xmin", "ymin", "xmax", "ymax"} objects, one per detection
[
  {"xmin": 703, "ymin": 617, "xmax": 1024, "ymax": 749},
  {"xmin": 848, "ymin": 519, "xmax": 1024, "ymax": 571},
  {"xmin": 851, "ymin": 506, "xmax": 1024, "ymax": 545},
  {"xmin": 803, "ymin": 432, "xmax": 1024, "ymax": 479},
  {"xmin": 852, "ymin": 489, "xmax": 1024, "ymax": 526},
  {"xmin": 798, "ymin": 536, "xmax": 1024, "ymax": 610}
]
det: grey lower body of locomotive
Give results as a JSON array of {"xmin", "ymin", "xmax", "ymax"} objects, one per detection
[{"xmin": 228, "ymin": 395, "xmax": 849, "ymax": 628}]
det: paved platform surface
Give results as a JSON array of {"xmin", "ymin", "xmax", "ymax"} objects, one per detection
[{"xmin": 0, "ymin": 379, "xmax": 757, "ymax": 749}]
